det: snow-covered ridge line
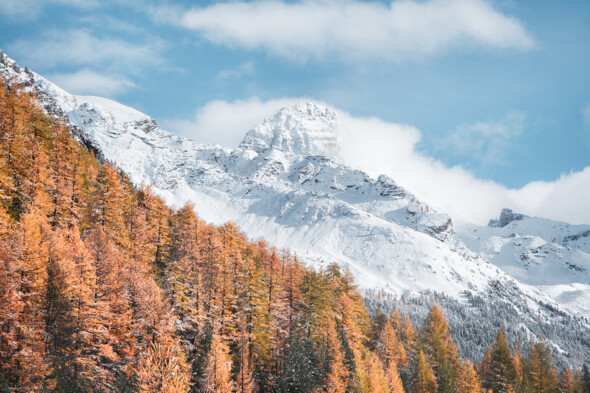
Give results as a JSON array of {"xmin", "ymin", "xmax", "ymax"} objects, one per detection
[{"xmin": 2, "ymin": 50, "xmax": 589, "ymax": 365}]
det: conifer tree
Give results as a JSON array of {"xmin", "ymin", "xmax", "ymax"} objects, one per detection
[
  {"xmin": 412, "ymin": 350, "xmax": 438, "ymax": 393},
  {"xmin": 0, "ymin": 209, "xmax": 21, "ymax": 385},
  {"xmin": 236, "ymin": 326, "xmax": 255, "ymax": 393},
  {"xmin": 366, "ymin": 352, "xmax": 390, "ymax": 393},
  {"xmin": 377, "ymin": 318, "xmax": 406, "ymax": 393},
  {"xmin": 85, "ymin": 224, "xmax": 135, "ymax": 374},
  {"xmin": 45, "ymin": 226, "xmax": 114, "ymax": 390},
  {"xmin": 13, "ymin": 210, "xmax": 51, "ymax": 389},
  {"xmin": 422, "ymin": 304, "xmax": 459, "ymax": 393},
  {"xmin": 456, "ymin": 360, "xmax": 482, "ymax": 393},
  {"xmin": 320, "ymin": 318, "xmax": 349, "ymax": 393},
  {"xmin": 89, "ymin": 163, "xmax": 129, "ymax": 248},
  {"xmin": 560, "ymin": 367, "xmax": 576, "ymax": 393},
  {"xmin": 203, "ymin": 333, "xmax": 235, "ymax": 393},
  {"xmin": 138, "ymin": 338, "xmax": 190, "ymax": 393},
  {"xmin": 370, "ymin": 306, "xmax": 387, "ymax": 349},
  {"xmin": 482, "ymin": 329, "xmax": 516, "ymax": 393},
  {"xmin": 522, "ymin": 340, "xmax": 558, "ymax": 393}
]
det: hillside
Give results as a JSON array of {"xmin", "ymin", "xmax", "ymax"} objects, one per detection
[
  {"xmin": 1, "ymin": 77, "xmax": 589, "ymax": 393},
  {"xmin": 1, "ymin": 50, "xmax": 590, "ymax": 370}
]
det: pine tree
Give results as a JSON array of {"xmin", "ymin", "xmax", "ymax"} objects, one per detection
[
  {"xmin": 560, "ymin": 367, "xmax": 576, "ymax": 393},
  {"xmin": 320, "ymin": 318, "xmax": 349, "ymax": 393},
  {"xmin": 0, "ymin": 208, "xmax": 21, "ymax": 384},
  {"xmin": 85, "ymin": 224, "xmax": 135, "ymax": 375},
  {"xmin": 202, "ymin": 333, "xmax": 235, "ymax": 393},
  {"xmin": 412, "ymin": 350, "xmax": 438, "ymax": 393},
  {"xmin": 88, "ymin": 163, "xmax": 129, "ymax": 248},
  {"xmin": 49, "ymin": 123, "xmax": 83, "ymax": 227},
  {"xmin": 376, "ymin": 318, "xmax": 406, "ymax": 393},
  {"xmin": 13, "ymin": 210, "xmax": 51, "ymax": 390},
  {"xmin": 456, "ymin": 360, "xmax": 482, "ymax": 393},
  {"xmin": 482, "ymin": 329, "xmax": 516, "ymax": 393},
  {"xmin": 236, "ymin": 327, "xmax": 255, "ymax": 393},
  {"xmin": 522, "ymin": 340, "xmax": 558, "ymax": 393},
  {"xmin": 422, "ymin": 304, "xmax": 459, "ymax": 393},
  {"xmin": 45, "ymin": 226, "xmax": 113, "ymax": 390},
  {"xmin": 369, "ymin": 306, "xmax": 387, "ymax": 349},
  {"xmin": 138, "ymin": 338, "xmax": 190, "ymax": 393},
  {"xmin": 366, "ymin": 352, "xmax": 390, "ymax": 393}
]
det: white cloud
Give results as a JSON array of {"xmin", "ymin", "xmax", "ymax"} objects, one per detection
[
  {"xmin": 162, "ymin": 97, "xmax": 320, "ymax": 147},
  {"xmin": 165, "ymin": 97, "xmax": 590, "ymax": 225},
  {"xmin": 47, "ymin": 69, "xmax": 136, "ymax": 98},
  {"xmin": 444, "ymin": 112, "xmax": 526, "ymax": 165},
  {"xmin": 8, "ymin": 29, "xmax": 162, "ymax": 71},
  {"xmin": 174, "ymin": 0, "xmax": 534, "ymax": 62}
]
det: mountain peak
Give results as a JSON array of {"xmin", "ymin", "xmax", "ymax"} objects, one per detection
[
  {"xmin": 239, "ymin": 102, "xmax": 339, "ymax": 157},
  {"xmin": 488, "ymin": 208, "xmax": 526, "ymax": 228}
]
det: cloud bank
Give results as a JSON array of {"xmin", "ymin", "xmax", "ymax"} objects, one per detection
[
  {"xmin": 175, "ymin": 0, "xmax": 534, "ymax": 62},
  {"xmin": 165, "ymin": 97, "xmax": 590, "ymax": 226}
]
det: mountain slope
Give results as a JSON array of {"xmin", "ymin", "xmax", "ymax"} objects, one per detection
[
  {"xmin": 2, "ymin": 50, "xmax": 589, "ymax": 365},
  {"xmin": 457, "ymin": 209, "xmax": 590, "ymax": 316}
]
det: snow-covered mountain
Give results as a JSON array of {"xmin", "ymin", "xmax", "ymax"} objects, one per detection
[
  {"xmin": 2, "ymin": 50, "xmax": 589, "ymax": 365},
  {"xmin": 457, "ymin": 209, "xmax": 590, "ymax": 316}
]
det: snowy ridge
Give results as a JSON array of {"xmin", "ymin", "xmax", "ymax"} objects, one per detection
[
  {"xmin": 2, "ymin": 50, "xmax": 589, "ymax": 365},
  {"xmin": 457, "ymin": 210, "xmax": 590, "ymax": 316}
]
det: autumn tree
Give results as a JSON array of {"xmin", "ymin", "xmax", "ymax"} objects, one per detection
[
  {"xmin": 203, "ymin": 333, "xmax": 235, "ymax": 393},
  {"xmin": 521, "ymin": 340, "xmax": 558, "ymax": 393},
  {"xmin": 376, "ymin": 317, "xmax": 406, "ymax": 393},
  {"xmin": 481, "ymin": 329, "xmax": 516, "ymax": 393},
  {"xmin": 138, "ymin": 338, "xmax": 190, "ymax": 393},
  {"xmin": 421, "ymin": 304, "xmax": 459, "ymax": 393},
  {"xmin": 412, "ymin": 350, "xmax": 438, "ymax": 393}
]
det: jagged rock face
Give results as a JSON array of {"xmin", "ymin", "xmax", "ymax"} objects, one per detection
[{"xmin": 488, "ymin": 208, "xmax": 526, "ymax": 228}]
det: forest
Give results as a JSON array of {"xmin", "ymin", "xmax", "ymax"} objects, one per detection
[{"xmin": 0, "ymin": 80, "xmax": 590, "ymax": 392}]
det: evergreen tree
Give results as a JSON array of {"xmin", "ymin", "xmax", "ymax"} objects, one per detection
[
  {"xmin": 202, "ymin": 333, "xmax": 235, "ymax": 393},
  {"xmin": 236, "ymin": 327, "xmax": 255, "ymax": 393},
  {"xmin": 412, "ymin": 350, "xmax": 438, "ymax": 393},
  {"xmin": 0, "ymin": 209, "xmax": 21, "ymax": 383},
  {"xmin": 88, "ymin": 163, "xmax": 129, "ymax": 248},
  {"xmin": 422, "ymin": 304, "xmax": 458, "ymax": 393},
  {"xmin": 317, "ymin": 318, "xmax": 349, "ymax": 393},
  {"xmin": 138, "ymin": 338, "xmax": 190, "ymax": 393},
  {"xmin": 456, "ymin": 360, "xmax": 481, "ymax": 393},
  {"xmin": 377, "ymin": 318, "xmax": 406, "ymax": 393},
  {"xmin": 559, "ymin": 367, "xmax": 576, "ymax": 393},
  {"xmin": 13, "ymin": 210, "xmax": 51, "ymax": 389},
  {"xmin": 482, "ymin": 329, "xmax": 516, "ymax": 393},
  {"xmin": 522, "ymin": 341, "xmax": 558, "ymax": 393}
]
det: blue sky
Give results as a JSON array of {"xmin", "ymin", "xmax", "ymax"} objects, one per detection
[{"xmin": 1, "ymin": 0, "xmax": 590, "ymax": 223}]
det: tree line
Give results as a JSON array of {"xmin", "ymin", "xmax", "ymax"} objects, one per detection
[{"xmin": 0, "ymin": 80, "xmax": 589, "ymax": 392}]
